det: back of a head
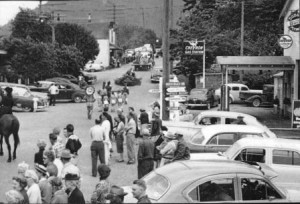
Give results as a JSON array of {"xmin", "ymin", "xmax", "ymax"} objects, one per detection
[
  {"xmin": 66, "ymin": 124, "xmax": 74, "ymax": 133},
  {"xmin": 104, "ymin": 106, "xmax": 109, "ymax": 112},
  {"xmin": 133, "ymin": 179, "xmax": 146, "ymax": 191}
]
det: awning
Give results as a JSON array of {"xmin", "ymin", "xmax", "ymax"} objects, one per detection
[
  {"xmin": 216, "ymin": 56, "xmax": 295, "ymax": 71},
  {"xmin": 110, "ymin": 44, "xmax": 122, "ymax": 50}
]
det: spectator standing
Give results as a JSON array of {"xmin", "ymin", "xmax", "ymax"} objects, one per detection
[
  {"xmin": 137, "ymin": 129, "xmax": 154, "ymax": 179},
  {"xmin": 2, "ymin": 87, "xmax": 14, "ymax": 114},
  {"xmin": 60, "ymin": 149, "xmax": 80, "ymax": 180},
  {"xmin": 24, "ymin": 170, "xmax": 42, "ymax": 204},
  {"xmin": 50, "ymin": 177, "xmax": 68, "ymax": 204},
  {"xmin": 100, "ymin": 113, "xmax": 112, "ymax": 165},
  {"xmin": 106, "ymin": 81, "xmax": 112, "ymax": 102},
  {"xmin": 117, "ymin": 108, "xmax": 126, "ymax": 124},
  {"xmin": 122, "ymin": 84, "xmax": 129, "ymax": 105},
  {"xmin": 171, "ymin": 133, "xmax": 190, "ymax": 162},
  {"xmin": 65, "ymin": 124, "xmax": 82, "ymax": 165},
  {"xmin": 43, "ymin": 150, "xmax": 58, "ymax": 175},
  {"xmin": 104, "ymin": 107, "xmax": 114, "ymax": 141},
  {"xmin": 132, "ymin": 179, "xmax": 151, "ymax": 203},
  {"xmin": 157, "ymin": 132, "xmax": 178, "ymax": 167},
  {"xmin": 129, "ymin": 107, "xmax": 139, "ymax": 138},
  {"xmin": 35, "ymin": 164, "xmax": 52, "ymax": 204},
  {"xmin": 139, "ymin": 108, "xmax": 149, "ymax": 132},
  {"xmin": 125, "ymin": 112, "xmax": 136, "ymax": 164},
  {"xmin": 91, "ymin": 164, "xmax": 112, "ymax": 204},
  {"xmin": 150, "ymin": 112, "xmax": 162, "ymax": 142},
  {"xmin": 113, "ymin": 116, "xmax": 125, "ymax": 162},
  {"xmin": 48, "ymin": 83, "xmax": 59, "ymax": 106},
  {"xmin": 96, "ymin": 90, "xmax": 103, "ymax": 113},
  {"xmin": 34, "ymin": 139, "xmax": 47, "ymax": 167},
  {"xmin": 12, "ymin": 176, "xmax": 29, "ymax": 204},
  {"xmin": 90, "ymin": 119, "xmax": 106, "ymax": 177},
  {"xmin": 64, "ymin": 173, "xmax": 85, "ymax": 204}
]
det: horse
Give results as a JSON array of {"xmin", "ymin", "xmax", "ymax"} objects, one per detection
[{"xmin": 0, "ymin": 114, "xmax": 20, "ymax": 162}]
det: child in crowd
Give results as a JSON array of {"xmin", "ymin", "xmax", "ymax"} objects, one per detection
[{"xmin": 117, "ymin": 91, "xmax": 123, "ymax": 108}]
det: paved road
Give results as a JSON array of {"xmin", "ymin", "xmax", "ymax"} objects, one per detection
[{"xmin": 0, "ymin": 58, "xmax": 162, "ymax": 201}]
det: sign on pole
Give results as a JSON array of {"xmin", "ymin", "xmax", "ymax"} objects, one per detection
[{"xmin": 167, "ymin": 87, "xmax": 186, "ymax": 93}]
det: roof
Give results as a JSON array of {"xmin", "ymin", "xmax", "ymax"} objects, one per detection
[
  {"xmin": 279, "ymin": 0, "xmax": 293, "ymax": 19},
  {"xmin": 216, "ymin": 56, "xmax": 295, "ymax": 70}
]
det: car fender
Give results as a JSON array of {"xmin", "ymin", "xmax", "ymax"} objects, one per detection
[{"xmin": 245, "ymin": 95, "xmax": 262, "ymax": 103}]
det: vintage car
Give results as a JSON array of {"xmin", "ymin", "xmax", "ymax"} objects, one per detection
[
  {"xmin": 186, "ymin": 88, "xmax": 219, "ymax": 109},
  {"xmin": 187, "ymin": 124, "xmax": 277, "ymax": 153},
  {"xmin": 123, "ymin": 160, "xmax": 300, "ymax": 203},
  {"xmin": 84, "ymin": 62, "xmax": 104, "ymax": 72},
  {"xmin": 190, "ymin": 137, "xmax": 300, "ymax": 190},
  {"xmin": 80, "ymin": 71, "xmax": 97, "ymax": 85},
  {"xmin": 61, "ymin": 74, "xmax": 79, "ymax": 84},
  {"xmin": 215, "ymin": 83, "xmax": 250, "ymax": 104},
  {"xmin": 150, "ymin": 67, "xmax": 163, "ymax": 83},
  {"xmin": 29, "ymin": 81, "xmax": 86, "ymax": 103},
  {"xmin": 163, "ymin": 111, "xmax": 277, "ymax": 140},
  {"xmin": 0, "ymin": 83, "xmax": 48, "ymax": 112},
  {"xmin": 244, "ymin": 84, "xmax": 274, "ymax": 107}
]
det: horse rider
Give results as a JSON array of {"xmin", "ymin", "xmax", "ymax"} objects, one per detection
[{"xmin": 0, "ymin": 87, "xmax": 14, "ymax": 117}]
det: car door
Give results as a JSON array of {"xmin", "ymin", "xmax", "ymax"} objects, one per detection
[
  {"xmin": 184, "ymin": 174, "xmax": 238, "ymax": 203},
  {"xmin": 57, "ymin": 84, "xmax": 68, "ymax": 100},
  {"xmin": 230, "ymin": 86, "xmax": 240, "ymax": 101},
  {"xmin": 233, "ymin": 148, "xmax": 266, "ymax": 163},
  {"xmin": 270, "ymin": 149, "xmax": 300, "ymax": 189},
  {"xmin": 236, "ymin": 174, "xmax": 286, "ymax": 202},
  {"xmin": 204, "ymin": 133, "xmax": 237, "ymax": 153}
]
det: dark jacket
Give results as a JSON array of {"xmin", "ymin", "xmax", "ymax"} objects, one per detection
[
  {"xmin": 66, "ymin": 136, "xmax": 82, "ymax": 155},
  {"xmin": 34, "ymin": 149, "xmax": 46, "ymax": 167},
  {"xmin": 68, "ymin": 187, "xmax": 85, "ymax": 204},
  {"xmin": 137, "ymin": 195, "xmax": 151, "ymax": 203},
  {"xmin": 138, "ymin": 138, "xmax": 154, "ymax": 161},
  {"xmin": 172, "ymin": 139, "xmax": 190, "ymax": 161},
  {"xmin": 139, "ymin": 112, "xmax": 149, "ymax": 125},
  {"xmin": 2, "ymin": 95, "xmax": 14, "ymax": 108},
  {"xmin": 104, "ymin": 111, "xmax": 114, "ymax": 134},
  {"xmin": 150, "ymin": 118, "xmax": 162, "ymax": 136}
]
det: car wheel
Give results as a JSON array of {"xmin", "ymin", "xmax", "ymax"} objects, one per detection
[
  {"xmin": 23, "ymin": 106, "xmax": 33, "ymax": 112},
  {"xmin": 252, "ymin": 98, "xmax": 261, "ymax": 107},
  {"xmin": 73, "ymin": 96, "xmax": 83, "ymax": 103}
]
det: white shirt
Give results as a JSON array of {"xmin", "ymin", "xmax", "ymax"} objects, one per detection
[
  {"xmin": 102, "ymin": 120, "xmax": 111, "ymax": 140},
  {"xmin": 54, "ymin": 158, "xmax": 64, "ymax": 178},
  {"xmin": 61, "ymin": 162, "xmax": 80, "ymax": 179},
  {"xmin": 48, "ymin": 85, "xmax": 59, "ymax": 95},
  {"xmin": 27, "ymin": 183, "xmax": 42, "ymax": 204},
  {"xmin": 89, "ymin": 125, "xmax": 106, "ymax": 141}
]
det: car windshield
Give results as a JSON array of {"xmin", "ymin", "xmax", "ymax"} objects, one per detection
[
  {"xmin": 224, "ymin": 142, "xmax": 241, "ymax": 159},
  {"xmin": 144, "ymin": 172, "xmax": 169, "ymax": 201},
  {"xmin": 190, "ymin": 130, "xmax": 205, "ymax": 144}
]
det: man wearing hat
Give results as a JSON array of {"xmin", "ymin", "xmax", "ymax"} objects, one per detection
[
  {"xmin": 137, "ymin": 129, "xmax": 154, "ymax": 179},
  {"xmin": 35, "ymin": 164, "xmax": 52, "ymax": 204},
  {"xmin": 150, "ymin": 111, "xmax": 162, "ymax": 142},
  {"xmin": 64, "ymin": 173, "xmax": 85, "ymax": 204},
  {"xmin": 139, "ymin": 108, "xmax": 149, "ymax": 132},
  {"xmin": 25, "ymin": 169, "xmax": 42, "ymax": 204},
  {"xmin": 105, "ymin": 185, "xmax": 128, "ymax": 204},
  {"xmin": 171, "ymin": 133, "xmax": 190, "ymax": 162},
  {"xmin": 157, "ymin": 131, "xmax": 178, "ymax": 167},
  {"xmin": 61, "ymin": 149, "xmax": 80, "ymax": 179}
]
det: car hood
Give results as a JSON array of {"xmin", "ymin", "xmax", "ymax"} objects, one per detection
[
  {"xmin": 277, "ymin": 186, "xmax": 300, "ymax": 202},
  {"xmin": 190, "ymin": 153, "xmax": 227, "ymax": 161}
]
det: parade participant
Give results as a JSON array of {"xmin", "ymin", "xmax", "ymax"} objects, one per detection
[
  {"xmin": 64, "ymin": 173, "xmax": 85, "ymax": 204},
  {"xmin": 101, "ymin": 81, "xmax": 107, "ymax": 102},
  {"xmin": 91, "ymin": 164, "xmax": 112, "ymax": 204},
  {"xmin": 48, "ymin": 83, "xmax": 59, "ymax": 106},
  {"xmin": 113, "ymin": 116, "xmax": 125, "ymax": 162},
  {"xmin": 117, "ymin": 108, "xmax": 126, "ymax": 124},
  {"xmin": 43, "ymin": 150, "xmax": 58, "ymax": 176},
  {"xmin": 105, "ymin": 185, "xmax": 128, "ymax": 204},
  {"xmin": 132, "ymin": 179, "xmax": 151, "ymax": 203},
  {"xmin": 150, "ymin": 112, "xmax": 162, "ymax": 142},
  {"xmin": 24, "ymin": 169, "xmax": 42, "ymax": 204},
  {"xmin": 104, "ymin": 106, "xmax": 114, "ymax": 142},
  {"xmin": 90, "ymin": 119, "xmax": 106, "ymax": 177},
  {"xmin": 60, "ymin": 149, "xmax": 80, "ymax": 180},
  {"xmin": 157, "ymin": 131, "xmax": 178, "ymax": 167},
  {"xmin": 100, "ymin": 113, "xmax": 112, "ymax": 165},
  {"xmin": 110, "ymin": 91, "xmax": 117, "ymax": 112},
  {"xmin": 5, "ymin": 189, "xmax": 24, "ymax": 204},
  {"xmin": 171, "ymin": 133, "xmax": 190, "ymax": 162},
  {"xmin": 139, "ymin": 108, "xmax": 149, "ymax": 132},
  {"xmin": 96, "ymin": 90, "xmax": 103, "ymax": 113},
  {"xmin": 122, "ymin": 84, "xmax": 129, "ymax": 105},
  {"xmin": 50, "ymin": 177, "xmax": 68, "ymax": 204},
  {"xmin": 2, "ymin": 87, "xmax": 14, "ymax": 114},
  {"xmin": 12, "ymin": 176, "xmax": 29, "ymax": 204},
  {"xmin": 117, "ymin": 91, "xmax": 123, "ymax": 108},
  {"xmin": 125, "ymin": 112, "xmax": 136, "ymax": 164},
  {"xmin": 17, "ymin": 161, "xmax": 30, "ymax": 178},
  {"xmin": 65, "ymin": 124, "xmax": 82, "ymax": 165},
  {"xmin": 129, "ymin": 107, "xmax": 139, "ymax": 138},
  {"xmin": 106, "ymin": 81, "xmax": 112, "ymax": 102},
  {"xmin": 137, "ymin": 129, "xmax": 154, "ymax": 179},
  {"xmin": 103, "ymin": 94, "xmax": 110, "ymax": 110},
  {"xmin": 34, "ymin": 139, "xmax": 47, "ymax": 167},
  {"xmin": 35, "ymin": 164, "xmax": 52, "ymax": 204},
  {"xmin": 86, "ymin": 86, "xmax": 96, "ymax": 120}
]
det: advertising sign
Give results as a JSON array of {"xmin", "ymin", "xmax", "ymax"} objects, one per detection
[
  {"xmin": 184, "ymin": 40, "xmax": 204, "ymax": 55},
  {"xmin": 278, "ymin": 35, "xmax": 293, "ymax": 49},
  {"xmin": 292, "ymin": 100, "xmax": 300, "ymax": 128},
  {"xmin": 288, "ymin": 10, "xmax": 300, "ymax": 32}
]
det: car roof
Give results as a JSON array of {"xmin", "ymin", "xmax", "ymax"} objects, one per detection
[
  {"xmin": 38, "ymin": 81, "xmax": 54, "ymax": 84},
  {"xmin": 199, "ymin": 111, "xmax": 256, "ymax": 120},
  {"xmin": 201, "ymin": 124, "xmax": 264, "ymax": 137},
  {"xmin": 0, "ymin": 82, "xmax": 28, "ymax": 88},
  {"xmin": 234, "ymin": 137, "xmax": 300, "ymax": 150},
  {"xmin": 155, "ymin": 160, "xmax": 264, "ymax": 182}
]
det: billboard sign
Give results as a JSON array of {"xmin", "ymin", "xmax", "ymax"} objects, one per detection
[
  {"xmin": 184, "ymin": 39, "xmax": 204, "ymax": 55},
  {"xmin": 278, "ymin": 35, "xmax": 293, "ymax": 49}
]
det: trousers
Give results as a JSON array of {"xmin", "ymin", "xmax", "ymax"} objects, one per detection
[
  {"xmin": 90, "ymin": 141, "xmax": 105, "ymax": 176},
  {"xmin": 126, "ymin": 133, "xmax": 136, "ymax": 162},
  {"xmin": 138, "ymin": 159, "xmax": 154, "ymax": 179}
]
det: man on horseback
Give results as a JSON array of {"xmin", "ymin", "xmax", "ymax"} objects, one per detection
[{"xmin": 0, "ymin": 87, "xmax": 14, "ymax": 117}]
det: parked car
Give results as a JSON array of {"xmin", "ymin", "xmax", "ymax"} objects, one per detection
[
  {"xmin": 239, "ymin": 85, "xmax": 263, "ymax": 101},
  {"xmin": 244, "ymin": 84, "xmax": 274, "ymax": 107},
  {"xmin": 46, "ymin": 77, "xmax": 74, "ymax": 85},
  {"xmin": 215, "ymin": 83, "xmax": 254, "ymax": 104},
  {"xmin": 163, "ymin": 110, "xmax": 277, "ymax": 140},
  {"xmin": 191, "ymin": 137, "xmax": 300, "ymax": 190},
  {"xmin": 29, "ymin": 81, "xmax": 86, "ymax": 103},
  {"xmin": 186, "ymin": 88, "xmax": 219, "ymax": 109},
  {"xmin": 0, "ymin": 82, "xmax": 48, "ymax": 112},
  {"xmin": 60, "ymin": 74, "xmax": 79, "ymax": 84},
  {"xmin": 150, "ymin": 67, "xmax": 163, "ymax": 83},
  {"xmin": 84, "ymin": 63, "xmax": 104, "ymax": 72},
  {"xmin": 123, "ymin": 160, "xmax": 300, "ymax": 203},
  {"xmin": 187, "ymin": 124, "xmax": 277, "ymax": 153},
  {"xmin": 80, "ymin": 71, "xmax": 97, "ymax": 85}
]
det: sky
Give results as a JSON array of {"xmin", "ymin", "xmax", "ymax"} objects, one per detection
[{"xmin": 0, "ymin": 1, "xmax": 42, "ymax": 26}]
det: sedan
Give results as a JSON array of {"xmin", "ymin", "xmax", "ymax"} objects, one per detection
[
  {"xmin": 123, "ymin": 160, "xmax": 300, "ymax": 203},
  {"xmin": 186, "ymin": 88, "xmax": 219, "ymax": 109},
  {"xmin": 61, "ymin": 74, "xmax": 79, "ymax": 84},
  {"xmin": 187, "ymin": 124, "xmax": 275, "ymax": 153}
]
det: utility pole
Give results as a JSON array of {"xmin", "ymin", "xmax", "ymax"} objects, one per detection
[
  {"xmin": 169, "ymin": 0, "xmax": 174, "ymax": 75},
  {"xmin": 141, "ymin": 8, "xmax": 145, "ymax": 28},
  {"xmin": 162, "ymin": 0, "xmax": 170, "ymax": 120},
  {"xmin": 240, "ymin": 0, "xmax": 245, "ymax": 81},
  {"xmin": 113, "ymin": 3, "xmax": 116, "ymax": 24}
]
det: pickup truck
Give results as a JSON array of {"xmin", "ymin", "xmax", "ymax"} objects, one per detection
[
  {"xmin": 243, "ymin": 84, "xmax": 274, "ymax": 107},
  {"xmin": 239, "ymin": 86, "xmax": 263, "ymax": 103}
]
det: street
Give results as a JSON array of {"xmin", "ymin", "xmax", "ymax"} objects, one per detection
[{"xmin": 0, "ymin": 58, "xmax": 161, "ymax": 201}]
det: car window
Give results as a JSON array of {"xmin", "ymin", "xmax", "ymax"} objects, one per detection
[
  {"xmin": 240, "ymin": 178, "xmax": 282, "ymax": 201},
  {"xmin": 239, "ymin": 133, "xmax": 262, "ymax": 139},
  {"xmin": 208, "ymin": 133, "xmax": 236, "ymax": 145},
  {"xmin": 241, "ymin": 87, "xmax": 248, "ymax": 91},
  {"xmin": 188, "ymin": 178, "xmax": 235, "ymax": 202},
  {"xmin": 235, "ymin": 148, "xmax": 266, "ymax": 163},
  {"xmin": 273, "ymin": 150, "xmax": 300, "ymax": 166},
  {"xmin": 232, "ymin": 86, "xmax": 239, "ymax": 91},
  {"xmin": 199, "ymin": 117, "xmax": 221, "ymax": 125},
  {"xmin": 225, "ymin": 118, "xmax": 238, "ymax": 124},
  {"xmin": 143, "ymin": 172, "xmax": 169, "ymax": 200},
  {"xmin": 13, "ymin": 87, "xmax": 31, "ymax": 97}
]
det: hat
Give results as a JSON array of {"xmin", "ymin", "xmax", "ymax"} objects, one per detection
[
  {"xmin": 106, "ymin": 185, "xmax": 128, "ymax": 199},
  {"xmin": 164, "ymin": 131, "xmax": 176, "ymax": 140},
  {"xmin": 24, "ymin": 170, "xmax": 39, "ymax": 183},
  {"xmin": 17, "ymin": 161, "xmax": 30, "ymax": 174},
  {"xmin": 52, "ymin": 127, "xmax": 60, "ymax": 135},
  {"xmin": 49, "ymin": 133, "xmax": 57, "ymax": 140},
  {"xmin": 141, "ymin": 129, "xmax": 150, "ymax": 136},
  {"xmin": 98, "ymin": 164, "xmax": 111, "ymax": 179},
  {"xmin": 60, "ymin": 149, "xmax": 71, "ymax": 159},
  {"xmin": 65, "ymin": 173, "xmax": 80, "ymax": 181},
  {"xmin": 35, "ymin": 164, "xmax": 47, "ymax": 175},
  {"xmin": 37, "ymin": 139, "xmax": 47, "ymax": 149}
]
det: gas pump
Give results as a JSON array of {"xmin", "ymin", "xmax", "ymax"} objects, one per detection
[{"xmin": 220, "ymin": 85, "xmax": 230, "ymax": 111}]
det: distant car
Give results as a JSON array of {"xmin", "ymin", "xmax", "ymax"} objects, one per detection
[
  {"xmin": 123, "ymin": 160, "xmax": 300, "ymax": 203},
  {"xmin": 29, "ymin": 81, "xmax": 86, "ymax": 103},
  {"xmin": 215, "ymin": 83, "xmax": 249, "ymax": 104},
  {"xmin": 186, "ymin": 88, "xmax": 219, "ymax": 109},
  {"xmin": 190, "ymin": 137, "xmax": 300, "ymax": 190},
  {"xmin": 46, "ymin": 77, "xmax": 74, "ymax": 85},
  {"xmin": 245, "ymin": 84, "xmax": 274, "ymax": 107},
  {"xmin": 80, "ymin": 71, "xmax": 97, "ymax": 85},
  {"xmin": 150, "ymin": 67, "xmax": 163, "ymax": 83},
  {"xmin": 188, "ymin": 124, "xmax": 276, "ymax": 153},
  {"xmin": 84, "ymin": 63, "xmax": 104, "ymax": 72},
  {"xmin": 0, "ymin": 82, "xmax": 48, "ymax": 112},
  {"xmin": 60, "ymin": 74, "xmax": 79, "ymax": 84},
  {"xmin": 163, "ymin": 110, "xmax": 277, "ymax": 140}
]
